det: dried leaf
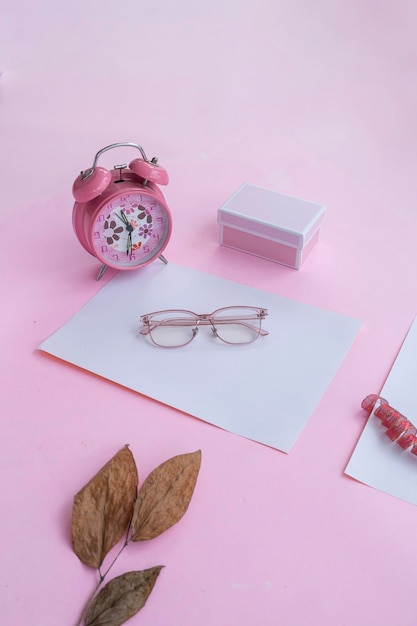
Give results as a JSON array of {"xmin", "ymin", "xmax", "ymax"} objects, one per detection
[
  {"xmin": 72, "ymin": 445, "xmax": 138, "ymax": 568},
  {"xmin": 85, "ymin": 567, "xmax": 163, "ymax": 626},
  {"xmin": 130, "ymin": 450, "xmax": 201, "ymax": 542}
]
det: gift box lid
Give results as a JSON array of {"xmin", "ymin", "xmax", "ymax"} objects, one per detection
[{"xmin": 218, "ymin": 183, "xmax": 326, "ymax": 249}]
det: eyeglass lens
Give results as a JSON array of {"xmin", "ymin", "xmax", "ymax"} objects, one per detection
[
  {"xmin": 211, "ymin": 307, "xmax": 261, "ymax": 344},
  {"xmin": 147, "ymin": 311, "xmax": 197, "ymax": 347}
]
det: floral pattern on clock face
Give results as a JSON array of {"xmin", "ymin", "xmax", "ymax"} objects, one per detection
[{"xmin": 92, "ymin": 192, "xmax": 170, "ymax": 267}]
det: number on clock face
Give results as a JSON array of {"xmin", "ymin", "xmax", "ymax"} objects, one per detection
[{"xmin": 92, "ymin": 193, "xmax": 169, "ymax": 267}]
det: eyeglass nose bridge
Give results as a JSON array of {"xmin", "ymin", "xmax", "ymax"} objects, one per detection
[{"xmin": 194, "ymin": 315, "xmax": 218, "ymax": 338}]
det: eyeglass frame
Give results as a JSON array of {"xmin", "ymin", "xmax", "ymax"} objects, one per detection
[{"xmin": 139, "ymin": 306, "xmax": 269, "ymax": 348}]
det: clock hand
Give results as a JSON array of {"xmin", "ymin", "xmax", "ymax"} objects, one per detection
[
  {"xmin": 126, "ymin": 231, "xmax": 133, "ymax": 256},
  {"xmin": 116, "ymin": 212, "xmax": 129, "ymax": 226},
  {"xmin": 115, "ymin": 213, "xmax": 134, "ymax": 255},
  {"xmin": 116, "ymin": 212, "xmax": 134, "ymax": 235}
]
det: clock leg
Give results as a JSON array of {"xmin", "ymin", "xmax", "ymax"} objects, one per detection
[
  {"xmin": 158, "ymin": 254, "xmax": 168, "ymax": 265},
  {"xmin": 96, "ymin": 264, "xmax": 108, "ymax": 280}
]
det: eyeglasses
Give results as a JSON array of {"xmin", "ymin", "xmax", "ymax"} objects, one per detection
[{"xmin": 139, "ymin": 306, "xmax": 269, "ymax": 348}]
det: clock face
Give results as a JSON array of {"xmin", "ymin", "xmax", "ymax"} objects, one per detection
[{"xmin": 92, "ymin": 191, "xmax": 171, "ymax": 268}]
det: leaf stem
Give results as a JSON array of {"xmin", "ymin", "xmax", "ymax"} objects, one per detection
[
  {"xmin": 75, "ymin": 507, "xmax": 136, "ymax": 625},
  {"xmin": 100, "ymin": 540, "xmax": 129, "ymax": 580},
  {"xmin": 100, "ymin": 506, "xmax": 135, "ymax": 580}
]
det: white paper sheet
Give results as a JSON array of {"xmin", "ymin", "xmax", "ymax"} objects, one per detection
[
  {"xmin": 345, "ymin": 316, "xmax": 417, "ymax": 504},
  {"xmin": 39, "ymin": 263, "xmax": 361, "ymax": 452}
]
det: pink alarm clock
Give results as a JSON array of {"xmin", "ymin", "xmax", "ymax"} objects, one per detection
[{"xmin": 72, "ymin": 142, "xmax": 172, "ymax": 280}]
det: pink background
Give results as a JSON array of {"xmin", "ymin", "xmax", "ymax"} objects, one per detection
[{"xmin": 2, "ymin": 2, "xmax": 417, "ymax": 624}]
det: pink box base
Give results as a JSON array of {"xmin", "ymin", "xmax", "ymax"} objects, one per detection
[
  {"xmin": 217, "ymin": 183, "xmax": 326, "ymax": 269},
  {"xmin": 220, "ymin": 225, "xmax": 320, "ymax": 269}
]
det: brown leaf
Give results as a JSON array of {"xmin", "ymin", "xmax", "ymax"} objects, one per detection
[
  {"xmin": 72, "ymin": 445, "xmax": 138, "ymax": 568},
  {"xmin": 130, "ymin": 450, "xmax": 201, "ymax": 542},
  {"xmin": 85, "ymin": 567, "xmax": 163, "ymax": 626}
]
